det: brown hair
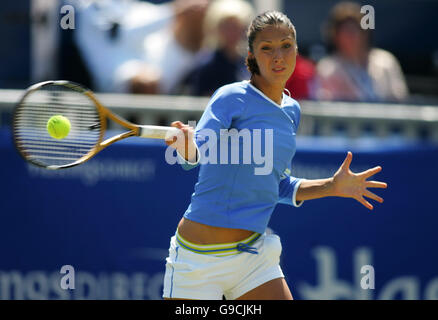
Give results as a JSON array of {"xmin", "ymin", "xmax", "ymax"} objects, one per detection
[{"xmin": 245, "ymin": 11, "xmax": 297, "ymax": 75}]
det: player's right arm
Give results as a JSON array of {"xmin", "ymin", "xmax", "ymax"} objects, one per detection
[{"xmin": 165, "ymin": 85, "xmax": 247, "ymax": 170}]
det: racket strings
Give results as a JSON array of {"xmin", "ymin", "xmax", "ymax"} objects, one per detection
[{"xmin": 13, "ymin": 84, "xmax": 103, "ymax": 168}]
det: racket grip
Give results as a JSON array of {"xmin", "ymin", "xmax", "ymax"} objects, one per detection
[{"xmin": 139, "ymin": 125, "xmax": 180, "ymax": 140}]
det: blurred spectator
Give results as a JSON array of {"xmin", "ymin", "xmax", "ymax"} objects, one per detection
[
  {"xmin": 125, "ymin": 0, "xmax": 208, "ymax": 94},
  {"xmin": 315, "ymin": 1, "xmax": 409, "ymax": 102},
  {"xmin": 75, "ymin": 0, "xmax": 172, "ymax": 92},
  {"xmin": 76, "ymin": 0, "xmax": 208, "ymax": 94},
  {"xmin": 184, "ymin": 0, "xmax": 254, "ymax": 96},
  {"xmin": 285, "ymin": 54, "xmax": 316, "ymax": 100}
]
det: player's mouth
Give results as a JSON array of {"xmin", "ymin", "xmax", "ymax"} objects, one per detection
[{"xmin": 272, "ymin": 67, "xmax": 286, "ymax": 73}]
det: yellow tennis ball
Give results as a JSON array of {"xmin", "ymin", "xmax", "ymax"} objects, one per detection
[{"xmin": 47, "ymin": 115, "xmax": 71, "ymax": 139}]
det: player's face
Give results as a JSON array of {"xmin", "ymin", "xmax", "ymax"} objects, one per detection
[{"xmin": 250, "ymin": 25, "xmax": 297, "ymax": 85}]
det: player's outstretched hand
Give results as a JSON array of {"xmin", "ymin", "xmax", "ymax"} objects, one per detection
[{"xmin": 332, "ymin": 151, "xmax": 388, "ymax": 210}]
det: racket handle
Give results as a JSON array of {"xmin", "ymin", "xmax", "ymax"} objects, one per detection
[{"xmin": 138, "ymin": 125, "xmax": 180, "ymax": 140}]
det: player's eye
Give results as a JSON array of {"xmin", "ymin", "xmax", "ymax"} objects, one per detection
[
  {"xmin": 261, "ymin": 46, "xmax": 271, "ymax": 51},
  {"xmin": 283, "ymin": 43, "xmax": 292, "ymax": 49}
]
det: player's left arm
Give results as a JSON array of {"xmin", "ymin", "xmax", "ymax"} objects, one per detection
[
  {"xmin": 278, "ymin": 175, "xmax": 305, "ymax": 207},
  {"xmin": 295, "ymin": 151, "xmax": 388, "ymax": 210}
]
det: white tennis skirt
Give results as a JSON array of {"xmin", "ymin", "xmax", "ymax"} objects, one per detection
[{"xmin": 162, "ymin": 230, "xmax": 284, "ymax": 300}]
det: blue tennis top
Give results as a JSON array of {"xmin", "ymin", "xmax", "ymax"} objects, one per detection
[{"xmin": 178, "ymin": 81, "xmax": 304, "ymax": 234}]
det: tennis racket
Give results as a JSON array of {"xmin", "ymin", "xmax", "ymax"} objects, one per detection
[{"xmin": 12, "ymin": 80, "xmax": 180, "ymax": 169}]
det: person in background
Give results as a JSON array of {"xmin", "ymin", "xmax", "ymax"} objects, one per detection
[
  {"xmin": 75, "ymin": 0, "xmax": 173, "ymax": 93},
  {"xmin": 284, "ymin": 54, "xmax": 316, "ymax": 100},
  {"xmin": 185, "ymin": 0, "xmax": 254, "ymax": 96},
  {"xmin": 118, "ymin": 0, "xmax": 208, "ymax": 94},
  {"xmin": 76, "ymin": 0, "xmax": 208, "ymax": 94},
  {"xmin": 315, "ymin": 1, "xmax": 409, "ymax": 102}
]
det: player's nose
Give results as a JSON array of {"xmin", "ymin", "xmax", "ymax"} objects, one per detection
[{"xmin": 272, "ymin": 49, "xmax": 284, "ymax": 64}]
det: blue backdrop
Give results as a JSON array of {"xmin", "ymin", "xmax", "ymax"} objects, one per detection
[{"xmin": 0, "ymin": 128, "xmax": 437, "ymax": 300}]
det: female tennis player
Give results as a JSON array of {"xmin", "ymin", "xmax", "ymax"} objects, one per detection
[{"xmin": 163, "ymin": 11, "xmax": 387, "ymax": 300}]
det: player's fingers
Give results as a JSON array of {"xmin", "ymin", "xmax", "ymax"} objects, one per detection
[
  {"xmin": 179, "ymin": 125, "xmax": 193, "ymax": 138},
  {"xmin": 173, "ymin": 122, "xmax": 193, "ymax": 135},
  {"xmin": 360, "ymin": 166, "xmax": 382, "ymax": 179},
  {"xmin": 167, "ymin": 122, "xmax": 187, "ymax": 145},
  {"xmin": 364, "ymin": 190, "xmax": 383, "ymax": 203},
  {"xmin": 357, "ymin": 196, "xmax": 373, "ymax": 210},
  {"xmin": 170, "ymin": 121, "xmax": 184, "ymax": 128},
  {"xmin": 164, "ymin": 134, "xmax": 178, "ymax": 145},
  {"xmin": 340, "ymin": 151, "xmax": 353, "ymax": 170},
  {"xmin": 165, "ymin": 137, "xmax": 177, "ymax": 146},
  {"xmin": 365, "ymin": 181, "xmax": 388, "ymax": 189}
]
